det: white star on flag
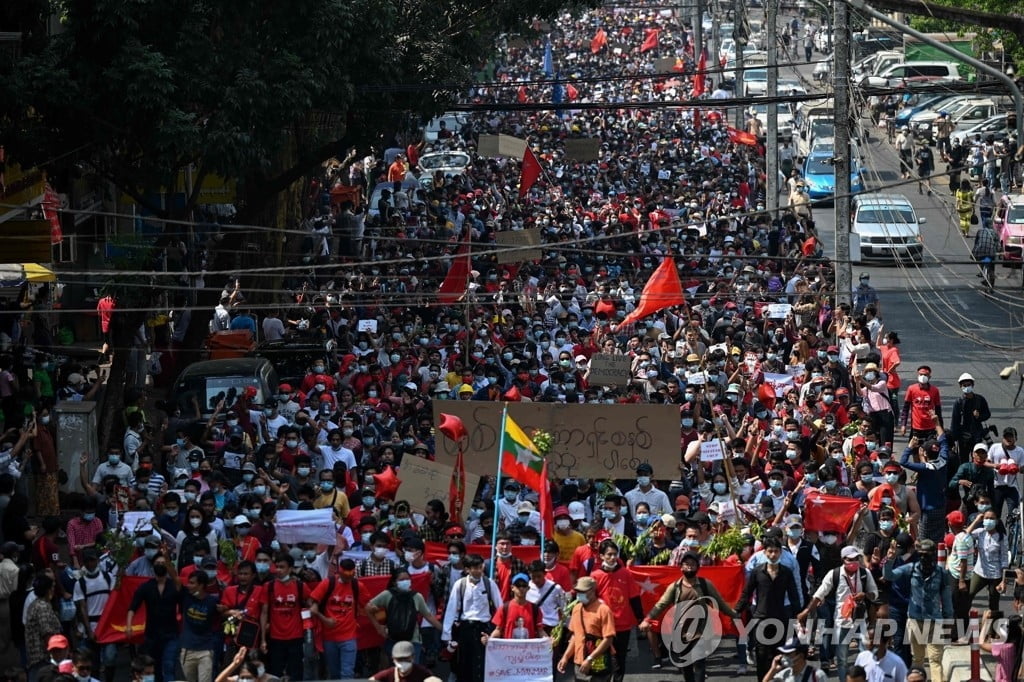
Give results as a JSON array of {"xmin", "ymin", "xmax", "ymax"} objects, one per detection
[
  {"xmin": 810, "ymin": 496, "xmax": 826, "ymax": 506},
  {"xmin": 638, "ymin": 577, "xmax": 658, "ymax": 594},
  {"xmin": 515, "ymin": 443, "xmax": 539, "ymax": 467}
]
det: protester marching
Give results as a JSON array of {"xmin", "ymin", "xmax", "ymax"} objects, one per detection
[{"xmin": 1, "ymin": 0, "xmax": 1023, "ymax": 681}]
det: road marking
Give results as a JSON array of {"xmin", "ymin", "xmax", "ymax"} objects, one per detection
[
  {"xmin": 953, "ymin": 295, "xmax": 968, "ymax": 310},
  {"xmin": 938, "ymin": 273, "xmax": 949, "ymax": 286}
]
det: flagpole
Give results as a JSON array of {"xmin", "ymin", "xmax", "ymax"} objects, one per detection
[
  {"xmin": 539, "ymin": 460, "xmax": 547, "ymax": 561},
  {"xmin": 463, "ymin": 227, "xmax": 472, "ymax": 369},
  {"xmin": 489, "ymin": 404, "xmax": 508, "ymax": 582}
]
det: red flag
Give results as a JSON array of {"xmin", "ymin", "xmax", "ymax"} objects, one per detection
[
  {"xmin": 590, "ymin": 28, "xmax": 608, "ymax": 54},
  {"xmin": 640, "ymin": 28, "xmax": 660, "ymax": 53},
  {"xmin": 693, "ymin": 49, "xmax": 707, "ymax": 97},
  {"xmin": 803, "ymin": 493, "xmax": 862, "ymax": 534},
  {"xmin": 726, "ymin": 126, "xmax": 759, "ymax": 146},
  {"xmin": 618, "ymin": 257, "xmax": 686, "ymax": 328},
  {"xmin": 356, "ymin": 573, "xmax": 431, "ymax": 649},
  {"xmin": 629, "ymin": 564, "xmax": 744, "ymax": 636},
  {"xmin": 437, "ymin": 229, "xmax": 471, "ymax": 304},
  {"xmin": 450, "ymin": 446, "xmax": 467, "ymax": 523},
  {"xmin": 538, "ymin": 460, "xmax": 554, "ymax": 540},
  {"xmin": 95, "ymin": 576, "xmax": 149, "ymax": 643},
  {"xmin": 692, "ymin": 107, "xmax": 702, "ymax": 132},
  {"xmin": 517, "ymin": 85, "xmax": 528, "ymax": 104},
  {"xmin": 42, "ymin": 182, "xmax": 62, "ymax": 245},
  {"xmin": 518, "ymin": 147, "xmax": 543, "ymax": 198},
  {"xmin": 424, "ymin": 542, "xmax": 540, "ymax": 565},
  {"xmin": 503, "ymin": 385, "xmax": 522, "ymax": 401},
  {"xmin": 566, "ymin": 83, "xmax": 579, "ymax": 101}
]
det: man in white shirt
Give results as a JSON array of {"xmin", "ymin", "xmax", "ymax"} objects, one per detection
[
  {"xmin": 525, "ymin": 560, "xmax": 565, "ymax": 628},
  {"xmin": 262, "ymin": 309, "xmax": 286, "ymax": 342},
  {"xmin": 441, "ymin": 555, "xmax": 503, "ymax": 682},
  {"xmin": 623, "ymin": 463, "xmax": 672, "ymax": 516},
  {"xmin": 854, "ymin": 627, "xmax": 908, "ymax": 682},
  {"xmin": 321, "ymin": 430, "xmax": 356, "ymax": 471},
  {"xmin": 987, "ymin": 426, "xmax": 1024, "ymax": 520}
]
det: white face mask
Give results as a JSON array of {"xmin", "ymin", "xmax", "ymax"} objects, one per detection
[
  {"xmin": 396, "ymin": 662, "xmax": 413, "ymax": 674},
  {"xmin": 556, "ymin": 519, "xmax": 571, "ymax": 531}
]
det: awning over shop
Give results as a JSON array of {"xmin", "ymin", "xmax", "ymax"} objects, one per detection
[{"xmin": 0, "ymin": 263, "xmax": 57, "ymax": 286}]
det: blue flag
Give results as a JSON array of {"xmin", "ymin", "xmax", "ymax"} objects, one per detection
[{"xmin": 543, "ymin": 41, "xmax": 553, "ymax": 77}]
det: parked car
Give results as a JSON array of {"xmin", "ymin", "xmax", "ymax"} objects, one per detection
[
  {"xmin": 422, "ymin": 112, "xmax": 468, "ymax": 143},
  {"xmin": 852, "ymin": 193, "xmax": 925, "ymax": 262},
  {"xmin": 172, "ymin": 358, "xmax": 280, "ymax": 418},
  {"xmin": 915, "ymin": 98, "xmax": 1001, "ymax": 142},
  {"xmin": 997, "ymin": 194, "xmax": 1024, "ymax": 265},
  {"xmin": 743, "ymin": 68, "xmax": 769, "ymax": 96},
  {"xmin": 950, "ymin": 114, "xmax": 1010, "ymax": 147},
  {"xmin": 893, "ymin": 93, "xmax": 963, "ymax": 127},
  {"xmin": 860, "ymin": 61, "xmax": 962, "ymax": 89},
  {"xmin": 749, "ymin": 102, "xmax": 794, "ymax": 139}
]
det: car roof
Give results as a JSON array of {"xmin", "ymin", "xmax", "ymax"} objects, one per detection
[
  {"xmin": 855, "ymin": 193, "xmax": 913, "ymax": 206},
  {"xmin": 177, "ymin": 358, "xmax": 271, "ymax": 378}
]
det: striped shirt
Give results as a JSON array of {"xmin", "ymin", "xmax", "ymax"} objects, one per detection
[{"xmin": 946, "ymin": 531, "xmax": 975, "ymax": 580}]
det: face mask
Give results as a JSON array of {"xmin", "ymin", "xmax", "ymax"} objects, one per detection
[
  {"xmin": 769, "ymin": 479, "xmax": 783, "ymax": 490},
  {"xmin": 190, "ymin": 517, "xmax": 202, "ymax": 528},
  {"xmin": 518, "ymin": 513, "xmax": 530, "ymax": 523},
  {"xmin": 682, "ymin": 538, "xmax": 700, "ymax": 548},
  {"xmin": 883, "ymin": 473, "xmax": 898, "ymax": 485},
  {"xmin": 556, "ymin": 519, "xmax": 571, "ymax": 531},
  {"xmin": 320, "ymin": 481, "xmax": 334, "ymax": 493},
  {"xmin": 766, "ymin": 556, "xmax": 781, "ymax": 565},
  {"xmin": 786, "ymin": 430, "xmax": 799, "ymax": 441},
  {"xmin": 962, "ymin": 385, "xmax": 974, "ymax": 394},
  {"xmin": 824, "ymin": 480, "xmax": 838, "ymax": 490},
  {"xmin": 286, "ymin": 440, "xmax": 299, "ymax": 449},
  {"xmin": 193, "ymin": 555, "xmax": 204, "ymax": 566},
  {"xmin": 144, "ymin": 548, "xmax": 158, "ymax": 560},
  {"xmin": 822, "ymin": 534, "xmax": 837, "ymax": 545},
  {"xmin": 184, "ymin": 491, "xmax": 196, "ymax": 503},
  {"xmin": 786, "ymin": 450, "xmax": 799, "ymax": 460},
  {"xmin": 881, "ymin": 495, "xmax": 893, "ymax": 505},
  {"xmin": 879, "ymin": 521, "xmax": 894, "ymax": 532},
  {"xmin": 977, "ymin": 504, "xmax": 991, "ymax": 512},
  {"xmin": 38, "ymin": 415, "xmax": 50, "ymax": 425},
  {"xmin": 637, "ymin": 476, "xmax": 651, "ymax": 487},
  {"xmin": 577, "ymin": 592, "xmax": 591, "ymax": 605},
  {"xmin": 787, "ymin": 528, "xmax": 802, "ymax": 539},
  {"xmin": 635, "ymin": 513, "xmax": 650, "ymax": 525},
  {"xmin": 983, "ymin": 518, "xmax": 998, "ymax": 531},
  {"xmin": 822, "ymin": 395, "xmax": 834, "ymax": 405},
  {"xmin": 713, "ymin": 482, "xmax": 727, "ymax": 495},
  {"xmin": 204, "ymin": 569, "xmax": 218, "ymax": 580},
  {"xmin": 242, "ymin": 473, "xmax": 254, "ymax": 483},
  {"xmin": 602, "ymin": 509, "xmax": 616, "ymax": 520},
  {"xmin": 252, "ymin": 484, "xmax": 267, "ymax": 496},
  {"xmin": 396, "ymin": 579, "xmax": 412, "ymax": 591},
  {"xmin": 297, "ymin": 467, "xmax": 311, "ymax": 476},
  {"xmin": 227, "ymin": 419, "xmax": 239, "ymax": 427},
  {"xmin": 497, "ymin": 548, "xmax": 511, "ymax": 559},
  {"xmin": 368, "ymin": 390, "xmax": 379, "ymax": 398},
  {"xmin": 255, "ymin": 562, "xmax": 270, "ymax": 574},
  {"xmin": 918, "ymin": 374, "xmax": 930, "ymax": 384},
  {"xmin": 504, "ymin": 491, "xmax": 518, "ymax": 502},
  {"xmin": 108, "ymin": 455, "xmax": 120, "ymax": 466},
  {"xmin": 372, "ymin": 546, "xmax": 389, "ymax": 559},
  {"xmin": 864, "ymin": 372, "xmax": 877, "ymax": 381},
  {"xmin": 521, "ymin": 538, "xmax": 537, "ymax": 546},
  {"xmin": 402, "ymin": 550, "xmax": 418, "ymax": 563},
  {"xmin": 805, "ymin": 474, "xmax": 817, "ymax": 484},
  {"xmin": 682, "ymin": 418, "xmax": 694, "ymax": 428}
]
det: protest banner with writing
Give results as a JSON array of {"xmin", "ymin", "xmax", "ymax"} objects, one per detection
[
  {"xmin": 699, "ymin": 438, "xmax": 725, "ymax": 462},
  {"xmin": 397, "ymin": 457, "xmax": 481, "ymax": 516},
  {"xmin": 357, "ymin": 319, "xmax": 378, "ymax": 333},
  {"xmin": 275, "ymin": 508, "xmax": 337, "ymax": 545},
  {"xmin": 763, "ymin": 373, "xmax": 796, "ymax": 397},
  {"xmin": 485, "ymin": 638, "xmax": 553, "ymax": 682},
  {"xmin": 495, "ymin": 228, "xmax": 542, "ymax": 263},
  {"xmin": 767, "ymin": 303, "xmax": 793, "ymax": 319},
  {"xmin": 432, "ymin": 402, "xmax": 679, "ymax": 479},
  {"xmin": 587, "ymin": 353, "xmax": 633, "ymax": 387}
]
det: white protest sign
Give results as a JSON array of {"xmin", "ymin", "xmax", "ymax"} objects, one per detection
[
  {"xmin": 121, "ymin": 511, "xmax": 155, "ymax": 533},
  {"xmin": 767, "ymin": 303, "xmax": 792, "ymax": 319},
  {"xmin": 275, "ymin": 508, "xmax": 337, "ymax": 546},
  {"xmin": 357, "ymin": 319, "xmax": 378, "ymax": 333},
  {"xmin": 714, "ymin": 499, "xmax": 738, "ymax": 522},
  {"xmin": 700, "ymin": 438, "xmax": 725, "ymax": 462},
  {"xmin": 786, "ymin": 364, "xmax": 805, "ymax": 378},
  {"xmin": 764, "ymin": 373, "xmax": 796, "ymax": 397},
  {"xmin": 687, "ymin": 372, "xmax": 707, "ymax": 385},
  {"xmin": 587, "ymin": 353, "xmax": 632, "ymax": 387},
  {"xmin": 484, "ymin": 638, "xmax": 553, "ymax": 682}
]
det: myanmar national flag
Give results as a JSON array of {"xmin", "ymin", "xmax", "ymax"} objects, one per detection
[{"xmin": 500, "ymin": 413, "xmax": 544, "ymax": 490}]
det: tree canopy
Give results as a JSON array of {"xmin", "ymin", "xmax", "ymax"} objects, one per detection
[{"xmin": 0, "ymin": 0, "xmax": 595, "ymax": 218}]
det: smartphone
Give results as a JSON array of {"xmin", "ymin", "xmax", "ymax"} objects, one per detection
[{"xmin": 1004, "ymin": 569, "xmax": 1017, "ymax": 585}]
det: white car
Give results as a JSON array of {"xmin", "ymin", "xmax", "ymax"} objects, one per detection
[
  {"xmin": 950, "ymin": 114, "xmax": 1010, "ymax": 146},
  {"xmin": 423, "ymin": 112, "xmax": 468, "ymax": 143},
  {"xmin": 743, "ymin": 68, "xmax": 769, "ymax": 96},
  {"xmin": 749, "ymin": 102, "xmax": 794, "ymax": 139},
  {"xmin": 852, "ymin": 194, "xmax": 925, "ymax": 262}
]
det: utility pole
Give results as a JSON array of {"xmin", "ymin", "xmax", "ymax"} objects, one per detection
[
  {"xmin": 733, "ymin": 0, "xmax": 745, "ymax": 127},
  {"xmin": 711, "ymin": 7, "xmax": 721, "ymax": 81},
  {"xmin": 765, "ymin": 0, "xmax": 779, "ymax": 213},
  {"xmin": 694, "ymin": 0, "xmax": 704, "ymax": 66},
  {"xmin": 833, "ymin": 0, "xmax": 852, "ymax": 306}
]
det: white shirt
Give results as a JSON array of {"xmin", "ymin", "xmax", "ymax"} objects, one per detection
[
  {"xmin": 262, "ymin": 316, "xmax": 286, "ymax": 342},
  {"xmin": 854, "ymin": 649, "xmax": 908, "ymax": 682},
  {"xmin": 987, "ymin": 442, "xmax": 1024, "ymax": 487},
  {"xmin": 813, "ymin": 566, "xmax": 878, "ymax": 628},
  {"xmin": 73, "ymin": 570, "xmax": 114, "ymax": 621},
  {"xmin": 624, "ymin": 485, "xmax": 672, "ymax": 517},
  {"xmin": 321, "ymin": 444, "xmax": 356, "ymax": 471},
  {"xmin": 526, "ymin": 579, "xmax": 566, "ymax": 627},
  {"xmin": 442, "ymin": 576, "xmax": 503, "ymax": 640}
]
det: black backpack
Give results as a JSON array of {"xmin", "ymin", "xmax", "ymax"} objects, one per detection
[{"xmin": 385, "ymin": 588, "xmax": 419, "ymax": 641}]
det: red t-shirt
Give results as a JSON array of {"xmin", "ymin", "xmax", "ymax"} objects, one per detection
[
  {"xmin": 32, "ymin": 536, "xmax": 60, "ymax": 571},
  {"xmin": 308, "ymin": 578, "xmax": 359, "ymax": 642},
  {"xmin": 260, "ymin": 578, "xmax": 306, "ymax": 640},
  {"xmin": 96, "ymin": 296, "xmax": 115, "ymax": 332},
  {"xmin": 220, "ymin": 583, "xmax": 263, "ymax": 620},
  {"xmin": 569, "ymin": 544, "xmax": 599, "ymax": 578},
  {"xmin": 545, "ymin": 562, "xmax": 572, "ymax": 592},
  {"xmin": 491, "ymin": 599, "xmax": 541, "ymax": 638},
  {"xmin": 590, "ymin": 565, "xmax": 641, "ymax": 631}
]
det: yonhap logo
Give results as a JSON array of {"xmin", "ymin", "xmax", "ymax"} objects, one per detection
[{"xmin": 659, "ymin": 597, "xmax": 724, "ymax": 667}]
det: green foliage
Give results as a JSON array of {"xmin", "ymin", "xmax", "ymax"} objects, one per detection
[
  {"xmin": 703, "ymin": 520, "xmax": 764, "ymax": 561},
  {"xmin": 906, "ymin": 0, "xmax": 1024, "ymax": 74},
  {"xmin": 0, "ymin": 0, "xmax": 599, "ymax": 217}
]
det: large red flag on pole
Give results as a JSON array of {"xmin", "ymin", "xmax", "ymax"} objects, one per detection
[
  {"xmin": 518, "ymin": 147, "xmax": 543, "ymax": 198},
  {"xmin": 693, "ymin": 49, "xmax": 707, "ymax": 97},
  {"xmin": 437, "ymin": 229, "xmax": 471, "ymax": 303},
  {"xmin": 590, "ymin": 28, "xmax": 608, "ymax": 54},
  {"xmin": 450, "ymin": 447, "xmax": 467, "ymax": 522},
  {"xmin": 640, "ymin": 28, "xmax": 660, "ymax": 53},
  {"xmin": 618, "ymin": 257, "xmax": 686, "ymax": 328},
  {"xmin": 803, "ymin": 493, "xmax": 863, "ymax": 534},
  {"xmin": 538, "ymin": 459, "xmax": 554, "ymax": 541}
]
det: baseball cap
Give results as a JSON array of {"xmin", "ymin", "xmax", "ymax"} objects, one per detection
[
  {"xmin": 511, "ymin": 573, "xmax": 530, "ymax": 586},
  {"xmin": 47, "ymin": 635, "xmax": 70, "ymax": 651},
  {"xmin": 567, "ymin": 501, "xmax": 586, "ymax": 520},
  {"xmin": 232, "ymin": 515, "xmax": 251, "ymax": 527},
  {"xmin": 946, "ymin": 510, "xmax": 965, "ymax": 525},
  {"xmin": 973, "ymin": 443, "xmax": 988, "ymax": 453},
  {"xmin": 553, "ymin": 506, "xmax": 571, "ymax": 519},
  {"xmin": 841, "ymin": 546, "xmax": 862, "ymax": 561},
  {"xmin": 517, "ymin": 501, "xmax": 535, "ymax": 513},
  {"xmin": 0, "ymin": 541, "xmax": 23, "ymax": 555},
  {"xmin": 392, "ymin": 641, "xmax": 415, "ymax": 659}
]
